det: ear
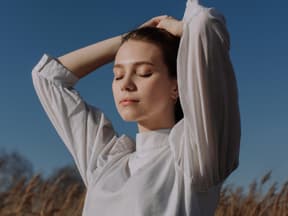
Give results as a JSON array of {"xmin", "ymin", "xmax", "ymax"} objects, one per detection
[{"xmin": 170, "ymin": 79, "xmax": 179, "ymax": 100}]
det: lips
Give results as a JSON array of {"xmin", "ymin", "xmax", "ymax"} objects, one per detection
[{"xmin": 119, "ymin": 98, "xmax": 139, "ymax": 105}]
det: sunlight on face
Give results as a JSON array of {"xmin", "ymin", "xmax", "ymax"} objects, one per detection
[{"xmin": 112, "ymin": 40, "xmax": 177, "ymax": 126}]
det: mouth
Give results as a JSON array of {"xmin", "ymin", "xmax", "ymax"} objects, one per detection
[{"xmin": 119, "ymin": 99, "xmax": 139, "ymax": 106}]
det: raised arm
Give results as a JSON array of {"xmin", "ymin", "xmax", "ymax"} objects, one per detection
[
  {"xmin": 164, "ymin": 3, "xmax": 241, "ymax": 191},
  {"xmin": 31, "ymin": 34, "xmax": 128, "ymax": 186},
  {"xmin": 58, "ymin": 35, "xmax": 122, "ymax": 78}
]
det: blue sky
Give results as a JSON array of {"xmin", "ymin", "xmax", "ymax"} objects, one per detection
[{"xmin": 1, "ymin": 0, "xmax": 287, "ymax": 189}]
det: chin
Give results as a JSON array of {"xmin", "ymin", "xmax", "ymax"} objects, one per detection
[
  {"xmin": 122, "ymin": 118, "xmax": 137, "ymax": 122},
  {"xmin": 121, "ymin": 116, "xmax": 138, "ymax": 122},
  {"xmin": 119, "ymin": 112, "xmax": 139, "ymax": 122},
  {"xmin": 117, "ymin": 107, "xmax": 142, "ymax": 121}
]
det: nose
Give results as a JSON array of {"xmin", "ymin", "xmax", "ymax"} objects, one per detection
[{"xmin": 120, "ymin": 76, "xmax": 136, "ymax": 91}]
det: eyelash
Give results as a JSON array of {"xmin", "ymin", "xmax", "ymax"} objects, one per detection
[
  {"xmin": 114, "ymin": 73, "xmax": 152, "ymax": 80},
  {"xmin": 140, "ymin": 73, "xmax": 152, "ymax": 77}
]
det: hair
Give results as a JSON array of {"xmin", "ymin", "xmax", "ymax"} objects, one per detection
[{"xmin": 121, "ymin": 26, "xmax": 184, "ymax": 123}]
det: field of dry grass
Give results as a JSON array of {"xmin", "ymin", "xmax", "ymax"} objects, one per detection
[
  {"xmin": 0, "ymin": 171, "xmax": 287, "ymax": 216},
  {"xmin": 216, "ymin": 172, "xmax": 288, "ymax": 216}
]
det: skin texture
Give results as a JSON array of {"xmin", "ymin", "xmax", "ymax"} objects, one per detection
[{"xmin": 112, "ymin": 40, "xmax": 179, "ymax": 133}]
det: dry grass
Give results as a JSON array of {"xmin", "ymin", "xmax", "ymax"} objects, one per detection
[
  {"xmin": 0, "ymin": 174, "xmax": 85, "ymax": 216},
  {"xmin": 0, "ymin": 171, "xmax": 287, "ymax": 216},
  {"xmin": 215, "ymin": 171, "xmax": 288, "ymax": 216}
]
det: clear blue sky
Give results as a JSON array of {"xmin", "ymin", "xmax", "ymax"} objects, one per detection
[{"xmin": 1, "ymin": 0, "xmax": 287, "ymax": 189}]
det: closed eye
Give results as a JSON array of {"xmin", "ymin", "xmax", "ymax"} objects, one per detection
[
  {"xmin": 139, "ymin": 73, "xmax": 152, "ymax": 78},
  {"xmin": 114, "ymin": 76, "xmax": 123, "ymax": 80}
]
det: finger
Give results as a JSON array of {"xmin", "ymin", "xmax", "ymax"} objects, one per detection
[
  {"xmin": 140, "ymin": 15, "xmax": 170, "ymax": 28},
  {"xmin": 152, "ymin": 15, "xmax": 169, "ymax": 20},
  {"xmin": 149, "ymin": 15, "xmax": 169, "ymax": 24},
  {"xmin": 156, "ymin": 19, "xmax": 168, "ymax": 28}
]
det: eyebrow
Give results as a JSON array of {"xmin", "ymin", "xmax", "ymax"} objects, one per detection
[{"xmin": 113, "ymin": 61, "xmax": 154, "ymax": 69}]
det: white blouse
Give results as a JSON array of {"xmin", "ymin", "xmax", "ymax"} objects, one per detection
[{"xmin": 32, "ymin": 1, "xmax": 241, "ymax": 215}]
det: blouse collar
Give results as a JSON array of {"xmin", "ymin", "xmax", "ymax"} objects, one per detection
[{"xmin": 135, "ymin": 128, "xmax": 171, "ymax": 153}]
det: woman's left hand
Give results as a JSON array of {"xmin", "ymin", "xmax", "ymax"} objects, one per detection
[
  {"xmin": 156, "ymin": 16, "xmax": 183, "ymax": 37},
  {"xmin": 139, "ymin": 15, "xmax": 170, "ymax": 28}
]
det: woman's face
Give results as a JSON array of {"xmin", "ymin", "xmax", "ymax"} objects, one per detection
[{"xmin": 112, "ymin": 40, "xmax": 178, "ymax": 124}]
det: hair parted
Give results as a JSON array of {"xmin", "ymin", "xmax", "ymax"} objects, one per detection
[{"xmin": 121, "ymin": 26, "xmax": 183, "ymax": 123}]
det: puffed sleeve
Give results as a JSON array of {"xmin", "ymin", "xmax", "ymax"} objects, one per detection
[
  {"xmin": 169, "ymin": 1, "xmax": 241, "ymax": 191},
  {"xmin": 31, "ymin": 54, "xmax": 120, "ymax": 187}
]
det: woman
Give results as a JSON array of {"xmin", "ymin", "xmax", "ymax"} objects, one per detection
[{"xmin": 32, "ymin": 0, "xmax": 241, "ymax": 215}]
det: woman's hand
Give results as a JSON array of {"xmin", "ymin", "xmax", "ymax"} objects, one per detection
[
  {"xmin": 139, "ymin": 15, "xmax": 183, "ymax": 37},
  {"xmin": 156, "ymin": 16, "xmax": 183, "ymax": 37},
  {"xmin": 139, "ymin": 15, "xmax": 170, "ymax": 28}
]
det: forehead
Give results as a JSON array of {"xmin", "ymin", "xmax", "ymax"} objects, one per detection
[{"xmin": 115, "ymin": 40, "xmax": 164, "ymax": 65}]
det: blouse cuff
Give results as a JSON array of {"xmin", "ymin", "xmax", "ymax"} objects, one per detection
[
  {"xmin": 182, "ymin": 1, "xmax": 203, "ymax": 24},
  {"xmin": 32, "ymin": 53, "xmax": 80, "ymax": 88}
]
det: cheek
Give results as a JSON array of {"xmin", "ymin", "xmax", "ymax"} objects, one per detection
[
  {"xmin": 141, "ymin": 78, "xmax": 171, "ymax": 103},
  {"xmin": 112, "ymin": 83, "xmax": 119, "ymax": 105}
]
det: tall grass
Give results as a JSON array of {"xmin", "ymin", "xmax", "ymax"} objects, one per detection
[
  {"xmin": 0, "ymin": 171, "xmax": 287, "ymax": 215},
  {"xmin": 215, "ymin": 172, "xmax": 288, "ymax": 216},
  {"xmin": 0, "ymin": 173, "xmax": 85, "ymax": 216}
]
